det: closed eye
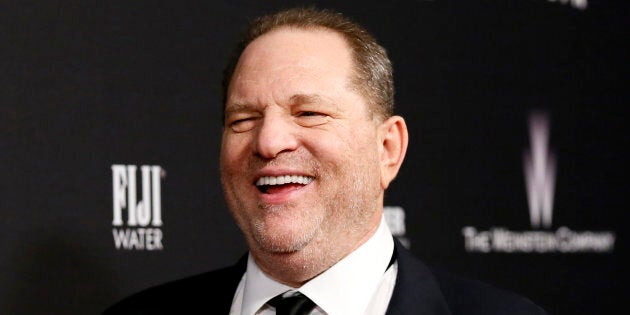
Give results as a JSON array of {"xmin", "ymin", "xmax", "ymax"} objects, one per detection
[
  {"xmin": 295, "ymin": 111, "xmax": 329, "ymax": 127},
  {"xmin": 228, "ymin": 117, "xmax": 258, "ymax": 132}
]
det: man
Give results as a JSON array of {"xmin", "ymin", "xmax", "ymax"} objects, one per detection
[{"xmin": 104, "ymin": 7, "xmax": 547, "ymax": 315}]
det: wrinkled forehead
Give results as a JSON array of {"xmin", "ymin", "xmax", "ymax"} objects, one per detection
[
  {"xmin": 226, "ymin": 27, "xmax": 358, "ymax": 105},
  {"xmin": 238, "ymin": 27, "xmax": 352, "ymax": 77}
]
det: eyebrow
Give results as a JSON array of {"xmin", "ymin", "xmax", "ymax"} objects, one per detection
[
  {"xmin": 224, "ymin": 93, "xmax": 334, "ymax": 116},
  {"xmin": 224, "ymin": 102, "xmax": 255, "ymax": 117},
  {"xmin": 289, "ymin": 93, "xmax": 336, "ymax": 107}
]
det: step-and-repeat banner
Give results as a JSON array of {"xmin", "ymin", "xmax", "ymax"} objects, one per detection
[{"xmin": 1, "ymin": 0, "xmax": 626, "ymax": 314}]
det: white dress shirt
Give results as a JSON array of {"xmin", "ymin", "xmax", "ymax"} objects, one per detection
[{"xmin": 229, "ymin": 214, "xmax": 398, "ymax": 315}]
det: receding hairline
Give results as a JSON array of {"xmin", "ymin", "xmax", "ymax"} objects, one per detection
[
  {"xmin": 227, "ymin": 26, "xmax": 363, "ymax": 103},
  {"xmin": 222, "ymin": 7, "xmax": 395, "ymax": 121},
  {"xmin": 237, "ymin": 24, "xmax": 355, "ymax": 62}
]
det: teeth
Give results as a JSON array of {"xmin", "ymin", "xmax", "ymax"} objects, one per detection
[{"xmin": 256, "ymin": 175, "xmax": 314, "ymax": 186}]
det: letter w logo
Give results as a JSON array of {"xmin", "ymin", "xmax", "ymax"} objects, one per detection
[{"xmin": 523, "ymin": 112, "xmax": 556, "ymax": 229}]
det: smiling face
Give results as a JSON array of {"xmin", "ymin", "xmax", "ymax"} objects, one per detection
[{"xmin": 220, "ymin": 27, "xmax": 388, "ymax": 283}]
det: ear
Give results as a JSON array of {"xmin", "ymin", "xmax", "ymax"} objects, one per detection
[{"xmin": 377, "ymin": 115, "xmax": 409, "ymax": 190}]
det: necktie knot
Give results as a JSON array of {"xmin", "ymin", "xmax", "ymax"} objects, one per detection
[{"xmin": 267, "ymin": 292, "xmax": 316, "ymax": 315}]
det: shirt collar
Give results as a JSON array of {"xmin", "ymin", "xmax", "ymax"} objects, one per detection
[{"xmin": 241, "ymin": 214, "xmax": 394, "ymax": 315}]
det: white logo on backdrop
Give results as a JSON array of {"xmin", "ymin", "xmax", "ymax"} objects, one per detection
[
  {"xmin": 524, "ymin": 113, "xmax": 556, "ymax": 229},
  {"xmin": 544, "ymin": 0, "xmax": 587, "ymax": 10},
  {"xmin": 384, "ymin": 206, "xmax": 410, "ymax": 248},
  {"xmin": 462, "ymin": 111, "xmax": 615, "ymax": 253},
  {"xmin": 112, "ymin": 164, "xmax": 165, "ymax": 251}
]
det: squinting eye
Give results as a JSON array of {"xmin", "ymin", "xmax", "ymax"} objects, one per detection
[
  {"xmin": 229, "ymin": 118, "xmax": 257, "ymax": 132},
  {"xmin": 296, "ymin": 111, "xmax": 329, "ymax": 127}
]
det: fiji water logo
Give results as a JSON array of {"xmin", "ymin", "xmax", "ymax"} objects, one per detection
[{"xmin": 111, "ymin": 165, "xmax": 165, "ymax": 251}]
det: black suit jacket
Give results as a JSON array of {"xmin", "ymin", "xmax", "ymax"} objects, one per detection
[{"xmin": 103, "ymin": 238, "xmax": 547, "ymax": 314}]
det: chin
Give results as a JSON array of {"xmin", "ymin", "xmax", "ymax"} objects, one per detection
[{"xmin": 255, "ymin": 230, "xmax": 313, "ymax": 253}]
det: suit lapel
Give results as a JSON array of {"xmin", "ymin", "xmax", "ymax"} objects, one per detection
[{"xmin": 386, "ymin": 238, "xmax": 452, "ymax": 315}]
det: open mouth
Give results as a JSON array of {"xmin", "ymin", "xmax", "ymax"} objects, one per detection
[{"xmin": 255, "ymin": 175, "xmax": 314, "ymax": 194}]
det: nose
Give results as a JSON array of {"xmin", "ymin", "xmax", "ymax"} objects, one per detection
[{"xmin": 254, "ymin": 114, "xmax": 299, "ymax": 159}]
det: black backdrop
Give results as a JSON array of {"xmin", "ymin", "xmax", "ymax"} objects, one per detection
[{"xmin": 1, "ymin": 0, "xmax": 627, "ymax": 314}]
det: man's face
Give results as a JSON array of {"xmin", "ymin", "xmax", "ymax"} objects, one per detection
[{"xmin": 220, "ymin": 28, "xmax": 384, "ymax": 260}]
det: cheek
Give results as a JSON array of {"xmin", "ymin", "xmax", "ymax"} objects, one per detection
[
  {"xmin": 220, "ymin": 134, "xmax": 250, "ymax": 169},
  {"xmin": 341, "ymin": 126, "xmax": 380, "ymax": 159},
  {"xmin": 307, "ymin": 128, "xmax": 380, "ymax": 178},
  {"xmin": 307, "ymin": 121, "xmax": 369, "ymax": 151}
]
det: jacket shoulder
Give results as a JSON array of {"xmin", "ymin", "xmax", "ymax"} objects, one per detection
[
  {"xmin": 429, "ymin": 265, "xmax": 548, "ymax": 315},
  {"xmin": 390, "ymin": 238, "xmax": 547, "ymax": 315},
  {"xmin": 102, "ymin": 256, "xmax": 247, "ymax": 315}
]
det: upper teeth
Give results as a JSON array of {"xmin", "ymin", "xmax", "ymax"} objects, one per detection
[{"xmin": 256, "ymin": 175, "xmax": 314, "ymax": 186}]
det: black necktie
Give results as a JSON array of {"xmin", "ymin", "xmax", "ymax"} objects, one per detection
[{"xmin": 267, "ymin": 292, "xmax": 316, "ymax": 315}]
